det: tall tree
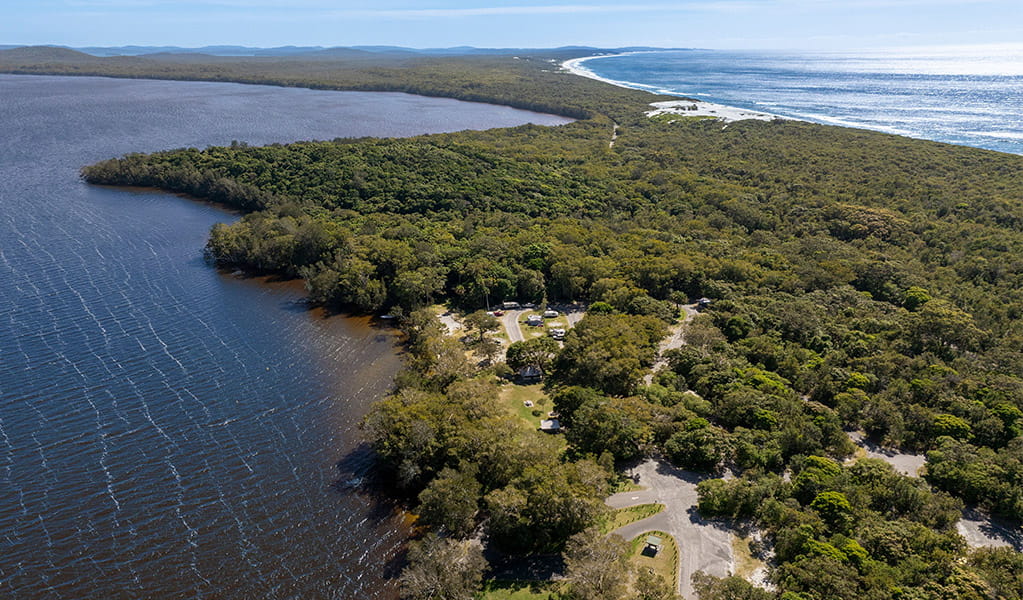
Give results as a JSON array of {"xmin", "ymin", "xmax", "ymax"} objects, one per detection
[
  {"xmin": 399, "ymin": 534, "xmax": 486, "ymax": 600},
  {"xmin": 562, "ymin": 527, "xmax": 630, "ymax": 600}
]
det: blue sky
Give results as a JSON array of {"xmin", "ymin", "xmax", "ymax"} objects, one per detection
[{"xmin": 4, "ymin": 0, "xmax": 1022, "ymax": 50}]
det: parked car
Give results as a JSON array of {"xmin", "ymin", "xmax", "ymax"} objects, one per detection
[{"xmin": 493, "ymin": 310, "xmax": 504, "ymax": 316}]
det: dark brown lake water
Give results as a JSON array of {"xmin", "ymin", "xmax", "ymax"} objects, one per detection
[{"xmin": 0, "ymin": 74, "xmax": 572, "ymax": 599}]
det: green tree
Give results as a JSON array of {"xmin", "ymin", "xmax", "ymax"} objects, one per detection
[
  {"xmin": 463, "ymin": 310, "xmax": 500, "ymax": 345},
  {"xmin": 562, "ymin": 527, "xmax": 630, "ymax": 600},
  {"xmin": 417, "ymin": 467, "xmax": 481, "ymax": 538},
  {"xmin": 567, "ymin": 396, "xmax": 653, "ymax": 461},
  {"xmin": 554, "ymin": 314, "xmax": 665, "ymax": 396},
  {"xmin": 902, "ymin": 286, "xmax": 931, "ymax": 311},
  {"xmin": 691, "ymin": 573, "xmax": 773, "ymax": 600},
  {"xmin": 634, "ymin": 568, "xmax": 679, "ymax": 600},
  {"xmin": 664, "ymin": 421, "xmax": 729, "ymax": 472},
  {"xmin": 399, "ymin": 534, "xmax": 486, "ymax": 600},
  {"xmin": 504, "ymin": 336, "xmax": 558, "ymax": 374},
  {"xmin": 810, "ymin": 491, "xmax": 853, "ymax": 531},
  {"xmin": 932, "ymin": 413, "xmax": 972, "ymax": 440}
]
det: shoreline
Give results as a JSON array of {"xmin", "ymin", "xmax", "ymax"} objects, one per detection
[{"xmin": 561, "ymin": 52, "xmax": 786, "ymax": 124}]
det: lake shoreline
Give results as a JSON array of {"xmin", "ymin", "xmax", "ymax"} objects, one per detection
[{"xmin": 1, "ymin": 73, "xmax": 568, "ymax": 599}]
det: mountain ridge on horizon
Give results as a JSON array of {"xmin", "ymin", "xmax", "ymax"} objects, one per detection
[{"xmin": 0, "ymin": 43, "xmax": 689, "ymax": 58}]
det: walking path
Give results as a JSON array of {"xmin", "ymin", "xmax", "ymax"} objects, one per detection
[{"xmin": 607, "ymin": 459, "xmax": 732, "ymax": 599}]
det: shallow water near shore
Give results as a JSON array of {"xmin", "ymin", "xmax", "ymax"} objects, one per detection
[{"xmin": 0, "ymin": 74, "xmax": 571, "ymax": 599}]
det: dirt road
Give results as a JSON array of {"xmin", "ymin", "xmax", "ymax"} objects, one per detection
[
  {"xmin": 644, "ymin": 304, "xmax": 699, "ymax": 386},
  {"xmin": 957, "ymin": 508, "xmax": 1023, "ymax": 551},
  {"xmin": 846, "ymin": 432, "xmax": 1021, "ymax": 550},
  {"xmin": 846, "ymin": 431, "xmax": 926, "ymax": 477}
]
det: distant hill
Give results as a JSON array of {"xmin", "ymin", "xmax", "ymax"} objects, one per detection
[
  {"xmin": 0, "ymin": 46, "xmax": 99, "ymax": 62},
  {"xmin": 291, "ymin": 47, "xmax": 391, "ymax": 59},
  {"xmin": 75, "ymin": 45, "xmax": 328, "ymax": 57},
  {"xmin": 0, "ymin": 44, "xmax": 689, "ymax": 60}
]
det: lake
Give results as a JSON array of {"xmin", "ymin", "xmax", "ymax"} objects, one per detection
[{"xmin": 0, "ymin": 74, "xmax": 572, "ymax": 599}]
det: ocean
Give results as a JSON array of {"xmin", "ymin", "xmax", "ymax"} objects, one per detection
[{"xmin": 572, "ymin": 48, "xmax": 1023, "ymax": 155}]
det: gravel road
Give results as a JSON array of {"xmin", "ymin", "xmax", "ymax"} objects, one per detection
[
  {"xmin": 846, "ymin": 432, "xmax": 1021, "ymax": 550},
  {"xmin": 606, "ymin": 459, "xmax": 733, "ymax": 599},
  {"xmin": 644, "ymin": 304, "xmax": 699, "ymax": 386},
  {"xmin": 846, "ymin": 431, "xmax": 926, "ymax": 477}
]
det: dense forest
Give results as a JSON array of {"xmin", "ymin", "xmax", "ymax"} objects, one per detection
[{"xmin": 54, "ymin": 47, "xmax": 1023, "ymax": 598}]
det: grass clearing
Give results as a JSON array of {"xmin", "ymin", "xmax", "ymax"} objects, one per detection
[
  {"xmin": 610, "ymin": 475, "xmax": 645, "ymax": 494},
  {"xmin": 731, "ymin": 533, "xmax": 767, "ymax": 580},
  {"xmin": 518, "ymin": 310, "xmax": 571, "ymax": 341},
  {"xmin": 599, "ymin": 503, "xmax": 664, "ymax": 534},
  {"xmin": 500, "ymin": 383, "xmax": 551, "ymax": 428},
  {"xmin": 628, "ymin": 531, "xmax": 679, "ymax": 591},
  {"xmin": 480, "ymin": 580, "xmax": 563, "ymax": 600}
]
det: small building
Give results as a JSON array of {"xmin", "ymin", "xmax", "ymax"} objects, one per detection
[
  {"xmin": 518, "ymin": 365, "xmax": 543, "ymax": 380},
  {"xmin": 644, "ymin": 535, "xmax": 663, "ymax": 555},
  {"xmin": 539, "ymin": 418, "xmax": 561, "ymax": 433}
]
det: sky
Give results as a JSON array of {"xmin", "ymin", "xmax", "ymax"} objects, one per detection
[{"xmin": 3, "ymin": 0, "xmax": 1023, "ymax": 51}]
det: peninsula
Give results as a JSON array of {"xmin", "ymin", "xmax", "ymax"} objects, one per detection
[{"xmin": 6, "ymin": 46, "xmax": 1021, "ymax": 600}]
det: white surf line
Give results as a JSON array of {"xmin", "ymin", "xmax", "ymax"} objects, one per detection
[{"xmin": 562, "ymin": 52, "xmax": 790, "ymax": 123}]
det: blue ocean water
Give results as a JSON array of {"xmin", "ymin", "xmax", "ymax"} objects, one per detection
[{"xmin": 575, "ymin": 48, "xmax": 1023, "ymax": 155}]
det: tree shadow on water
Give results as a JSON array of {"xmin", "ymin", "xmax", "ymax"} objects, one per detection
[{"xmin": 331, "ymin": 442, "xmax": 413, "ymax": 582}]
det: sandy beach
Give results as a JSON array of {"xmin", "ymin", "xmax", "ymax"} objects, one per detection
[{"xmin": 562, "ymin": 53, "xmax": 784, "ymax": 123}]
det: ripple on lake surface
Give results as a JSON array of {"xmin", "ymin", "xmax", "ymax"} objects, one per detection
[{"xmin": 0, "ymin": 74, "xmax": 570, "ymax": 599}]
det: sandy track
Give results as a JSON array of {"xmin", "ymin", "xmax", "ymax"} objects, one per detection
[{"xmin": 644, "ymin": 304, "xmax": 698, "ymax": 386}]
